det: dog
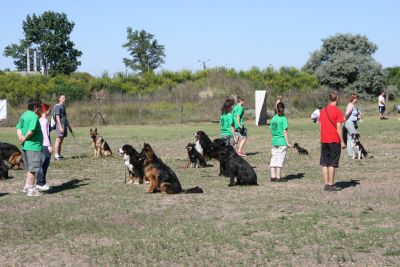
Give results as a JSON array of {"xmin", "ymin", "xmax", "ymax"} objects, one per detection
[
  {"xmin": 350, "ymin": 133, "xmax": 368, "ymax": 159},
  {"xmin": 0, "ymin": 160, "xmax": 9, "ymax": 179},
  {"xmin": 90, "ymin": 128, "xmax": 112, "ymax": 158},
  {"xmin": 139, "ymin": 143, "xmax": 203, "ymax": 194},
  {"xmin": 0, "ymin": 142, "xmax": 24, "ymax": 170},
  {"xmin": 194, "ymin": 131, "xmax": 217, "ymax": 160},
  {"xmin": 212, "ymin": 138, "xmax": 258, "ymax": 186},
  {"xmin": 185, "ymin": 143, "xmax": 207, "ymax": 168},
  {"xmin": 118, "ymin": 144, "xmax": 147, "ymax": 184},
  {"xmin": 293, "ymin": 143, "xmax": 309, "ymax": 155}
]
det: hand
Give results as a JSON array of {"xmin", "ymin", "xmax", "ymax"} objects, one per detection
[
  {"xmin": 60, "ymin": 127, "xmax": 64, "ymax": 133},
  {"xmin": 48, "ymin": 146, "xmax": 53, "ymax": 154},
  {"xmin": 287, "ymin": 143, "xmax": 292, "ymax": 148},
  {"xmin": 18, "ymin": 136, "xmax": 25, "ymax": 144},
  {"xmin": 341, "ymin": 142, "xmax": 346, "ymax": 149}
]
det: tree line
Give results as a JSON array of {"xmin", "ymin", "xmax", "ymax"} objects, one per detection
[{"xmin": 2, "ymin": 11, "xmax": 399, "ymax": 102}]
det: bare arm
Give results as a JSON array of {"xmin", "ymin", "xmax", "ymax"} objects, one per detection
[
  {"xmin": 284, "ymin": 129, "xmax": 291, "ymax": 148},
  {"xmin": 337, "ymin": 122, "xmax": 346, "ymax": 148},
  {"xmin": 344, "ymin": 103, "xmax": 353, "ymax": 120},
  {"xmin": 17, "ymin": 129, "xmax": 33, "ymax": 144},
  {"xmin": 230, "ymin": 125, "xmax": 238, "ymax": 144}
]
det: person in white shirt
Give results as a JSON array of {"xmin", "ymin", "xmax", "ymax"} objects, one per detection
[
  {"xmin": 378, "ymin": 90, "xmax": 386, "ymax": 119},
  {"xmin": 311, "ymin": 106, "xmax": 322, "ymax": 123}
]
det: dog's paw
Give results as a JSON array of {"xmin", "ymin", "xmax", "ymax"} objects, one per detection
[{"xmin": 228, "ymin": 183, "xmax": 235, "ymax": 187}]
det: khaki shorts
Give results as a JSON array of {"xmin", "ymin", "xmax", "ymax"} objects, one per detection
[
  {"xmin": 22, "ymin": 150, "xmax": 42, "ymax": 172},
  {"xmin": 270, "ymin": 146, "xmax": 288, "ymax": 168}
]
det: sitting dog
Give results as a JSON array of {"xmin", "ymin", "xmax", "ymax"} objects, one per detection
[
  {"xmin": 0, "ymin": 160, "xmax": 9, "ymax": 179},
  {"xmin": 293, "ymin": 143, "xmax": 309, "ymax": 155},
  {"xmin": 139, "ymin": 143, "xmax": 203, "ymax": 194},
  {"xmin": 212, "ymin": 138, "xmax": 258, "ymax": 186},
  {"xmin": 186, "ymin": 143, "xmax": 207, "ymax": 168},
  {"xmin": 0, "ymin": 142, "xmax": 24, "ymax": 170},
  {"xmin": 350, "ymin": 133, "xmax": 368, "ymax": 159},
  {"xmin": 194, "ymin": 131, "xmax": 217, "ymax": 160},
  {"xmin": 90, "ymin": 128, "xmax": 112, "ymax": 158},
  {"xmin": 118, "ymin": 144, "xmax": 147, "ymax": 184}
]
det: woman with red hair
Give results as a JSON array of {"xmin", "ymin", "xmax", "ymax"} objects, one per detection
[{"xmin": 36, "ymin": 103, "xmax": 52, "ymax": 191}]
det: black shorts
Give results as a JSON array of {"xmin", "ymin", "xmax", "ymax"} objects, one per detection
[
  {"xmin": 320, "ymin": 143, "xmax": 341, "ymax": 167},
  {"xmin": 379, "ymin": 106, "xmax": 385, "ymax": 114}
]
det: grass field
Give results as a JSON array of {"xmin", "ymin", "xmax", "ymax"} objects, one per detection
[{"xmin": 1, "ymin": 117, "xmax": 399, "ymax": 266}]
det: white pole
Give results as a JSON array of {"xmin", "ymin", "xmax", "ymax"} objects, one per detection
[
  {"xmin": 33, "ymin": 50, "xmax": 37, "ymax": 72},
  {"xmin": 27, "ymin": 48, "xmax": 30, "ymax": 72}
]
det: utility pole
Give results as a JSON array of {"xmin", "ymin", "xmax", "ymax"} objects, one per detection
[
  {"xmin": 198, "ymin": 59, "xmax": 210, "ymax": 70},
  {"xmin": 26, "ymin": 48, "xmax": 30, "ymax": 72}
]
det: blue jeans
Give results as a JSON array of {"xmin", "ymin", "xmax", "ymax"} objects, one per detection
[{"xmin": 37, "ymin": 146, "xmax": 51, "ymax": 186}]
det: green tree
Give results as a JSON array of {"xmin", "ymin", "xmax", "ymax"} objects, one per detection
[
  {"xmin": 122, "ymin": 28, "xmax": 165, "ymax": 75},
  {"xmin": 303, "ymin": 33, "xmax": 386, "ymax": 95},
  {"xmin": 4, "ymin": 11, "xmax": 82, "ymax": 75}
]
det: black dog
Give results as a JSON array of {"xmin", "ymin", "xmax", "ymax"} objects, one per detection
[
  {"xmin": 186, "ymin": 143, "xmax": 207, "ymax": 168},
  {"xmin": 212, "ymin": 138, "xmax": 257, "ymax": 186},
  {"xmin": 118, "ymin": 144, "xmax": 146, "ymax": 184},
  {"xmin": 0, "ymin": 142, "xmax": 24, "ymax": 170},
  {"xmin": 350, "ymin": 133, "xmax": 368, "ymax": 159},
  {"xmin": 0, "ymin": 160, "xmax": 9, "ymax": 179},
  {"xmin": 293, "ymin": 143, "xmax": 309, "ymax": 155},
  {"xmin": 194, "ymin": 131, "xmax": 217, "ymax": 160}
]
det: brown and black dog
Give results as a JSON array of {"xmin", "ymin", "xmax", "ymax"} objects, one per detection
[
  {"xmin": 90, "ymin": 128, "xmax": 112, "ymax": 158},
  {"xmin": 0, "ymin": 142, "xmax": 24, "ymax": 170},
  {"xmin": 139, "ymin": 143, "xmax": 203, "ymax": 194}
]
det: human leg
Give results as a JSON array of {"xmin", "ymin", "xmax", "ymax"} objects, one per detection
[{"xmin": 54, "ymin": 136, "xmax": 64, "ymax": 158}]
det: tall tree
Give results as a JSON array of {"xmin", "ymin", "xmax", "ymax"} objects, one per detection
[
  {"xmin": 303, "ymin": 33, "xmax": 386, "ymax": 95},
  {"xmin": 122, "ymin": 28, "xmax": 165, "ymax": 75},
  {"xmin": 3, "ymin": 11, "xmax": 82, "ymax": 75}
]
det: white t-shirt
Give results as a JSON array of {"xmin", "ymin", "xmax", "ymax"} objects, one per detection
[
  {"xmin": 311, "ymin": 109, "xmax": 320, "ymax": 122},
  {"xmin": 378, "ymin": 95, "xmax": 385, "ymax": 107}
]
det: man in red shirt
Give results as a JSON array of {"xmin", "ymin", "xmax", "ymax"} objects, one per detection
[{"xmin": 319, "ymin": 91, "xmax": 346, "ymax": 191}]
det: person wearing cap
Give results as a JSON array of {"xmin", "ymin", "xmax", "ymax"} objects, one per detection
[{"xmin": 36, "ymin": 103, "xmax": 52, "ymax": 191}]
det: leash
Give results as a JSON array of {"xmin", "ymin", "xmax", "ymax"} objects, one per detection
[{"xmin": 67, "ymin": 124, "xmax": 84, "ymax": 148}]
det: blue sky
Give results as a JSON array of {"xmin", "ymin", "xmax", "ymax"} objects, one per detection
[{"xmin": 1, "ymin": 0, "xmax": 399, "ymax": 76}]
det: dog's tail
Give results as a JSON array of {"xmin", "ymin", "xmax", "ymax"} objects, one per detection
[{"xmin": 183, "ymin": 186, "xmax": 203, "ymax": 194}]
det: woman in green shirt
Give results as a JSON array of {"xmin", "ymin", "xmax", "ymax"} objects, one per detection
[{"xmin": 220, "ymin": 99, "xmax": 238, "ymax": 146}]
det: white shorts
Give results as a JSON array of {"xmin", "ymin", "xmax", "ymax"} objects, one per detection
[{"xmin": 270, "ymin": 146, "xmax": 288, "ymax": 168}]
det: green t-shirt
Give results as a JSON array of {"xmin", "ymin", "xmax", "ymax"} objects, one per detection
[
  {"xmin": 269, "ymin": 114, "xmax": 288, "ymax": 146},
  {"xmin": 220, "ymin": 112, "xmax": 234, "ymax": 137},
  {"xmin": 232, "ymin": 104, "xmax": 245, "ymax": 129},
  {"xmin": 16, "ymin": 110, "xmax": 43, "ymax": 152}
]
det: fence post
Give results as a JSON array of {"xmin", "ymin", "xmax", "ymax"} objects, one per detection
[
  {"xmin": 139, "ymin": 93, "xmax": 142, "ymax": 125},
  {"xmin": 179, "ymin": 91, "xmax": 183, "ymax": 124}
]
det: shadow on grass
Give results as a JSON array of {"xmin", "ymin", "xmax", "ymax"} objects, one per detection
[
  {"xmin": 0, "ymin": 192, "xmax": 10, "ymax": 197},
  {"xmin": 285, "ymin": 172, "xmax": 305, "ymax": 181},
  {"xmin": 335, "ymin": 179, "xmax": 360, "ymax": 189},
  {"xmin": 47, "ymin": 178, "xmax": 90, "ymax": 194}
]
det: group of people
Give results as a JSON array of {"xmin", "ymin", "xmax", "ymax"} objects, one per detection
[{"xmin": 15, "ymin": 94, "xmax": 68, "ymax": 196}]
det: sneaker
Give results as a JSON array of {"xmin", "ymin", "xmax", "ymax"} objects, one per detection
[
  {"xmin": 55, "ymin": 155, "xmax": 65, "ymax": 160},
  {"xmin": 36, "ymin": 184, "xmax": 50, "ymax": 191},
  {"xmin": 324, "ymin": 185, "xmax": 330, "ymax": 191},
  {"xmin": 276, "ymin": 178, "xmax": 287, "ymax": 182},
  {"xmin": 22, "ymin": 186, "xmax": 29, "ymax": 193},
  {"xmin": 26, "ymin": 188, "xmax": 42, "ymax": 197},
  {"xmin": 270, "ymin": 177, "xmax": 277, "ymax": 182}
]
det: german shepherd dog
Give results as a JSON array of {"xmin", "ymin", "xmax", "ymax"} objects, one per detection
[
  {"xmin": 185, "ymin": 143, "xmax": 207, "ymax": 168},
  {"xmin": 118, "ymin": 144, "xmax": 147, "ymax": 184},
  {"xmin": 212, "ymin": 138, "xmax": 258, "ymax": 186},
  {"xmin": 139, "ymin": 143, "xmax": 203, "ymax": 194},
  {"xmin": 90, "ymin": 128, "xmax": 112, "ymax": 158},
  {"xmin": 350, "ymin": 133, "xmax": 368, "ymax": 159},
  {"xmin": 0, "ymin": 142, "xmax": 24, "ymax": 170},
  {"xmin": 194, "ymin": 131, "xmax": 217, "ymax": 160},
  {"xmin": 0, "ymin": 160, "xmax": 9, "ymax": 179},
  {"xmin": 293, "ymin": 143, "xmax": 309, "ymax": 155}
]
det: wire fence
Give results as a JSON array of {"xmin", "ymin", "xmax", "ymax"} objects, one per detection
[{"xmin": 1, "ymin": 90, "xmax": 382, "ymax": 127}]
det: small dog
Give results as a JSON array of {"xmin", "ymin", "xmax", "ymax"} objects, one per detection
[
  {"xmin": 293, "ymin": 143, "xmax": 309, "ymax": 155},
  {"xmin": 350, "ymin": 133, "xmax": 368, "ymax": 159},
  {"xmin": 186, "ymin": 143, "xmax": 207, "ymax": 168},
  {"xmin": 212, "ymin": 138, "xmax": 258, "ymax": 186},
  {"xmin": 90, "ymin": 128, "xmax": 112, "ymax": 158},
  {"xmin": 118, "ymin": 144, "xmax": 147, "ymax": 184},
  {"xmin": 139, "ymin": 143, "xmax": 203, "ymax": 194},
  {"xmin": 0, "ymin": 142, "xmax": 24, "ymax": 170}
]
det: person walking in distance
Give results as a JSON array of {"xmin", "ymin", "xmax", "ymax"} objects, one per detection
[
  {"xmin": 54, "ymin": 94, "xmax": 68, "ymax": 160},
  {"xmin": 378, "ymin": 90, "xmax": 387, "ymax": 120},
  {"xmin": 16, "ymin": 98, "xmax": 43, "ymax": 197},
  {"xmin": 232, "ymin": 97, "xmax": 247, "ymax": 156},
  {"xmin": 36, "ymin": 103, "xmax": 52, "ymax": 191},
  {"xmin": 319, "ymin": 91, "xmax": 346, "ymax": 191}
]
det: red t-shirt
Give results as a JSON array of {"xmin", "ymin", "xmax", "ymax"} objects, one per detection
[{"xmin": 319, "ymin": 104, "xmax": 345, "ymax": 143}]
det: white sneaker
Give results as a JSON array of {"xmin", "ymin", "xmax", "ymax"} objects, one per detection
[
  {"xmin": 36, "ymin": 184, "xmax": 50, "ymax": 191},
  {"xmin": 26, "ymin": 188, "xmax": 42, "ymax": 197},
  {"xmin": 22, "ymin": 186, "xmax": 29, "ymax": 193}
]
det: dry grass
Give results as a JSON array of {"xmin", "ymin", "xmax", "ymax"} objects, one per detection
[{"xmin": 0, "ymin": 116, "xmax": 399, "ymax": 266}]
